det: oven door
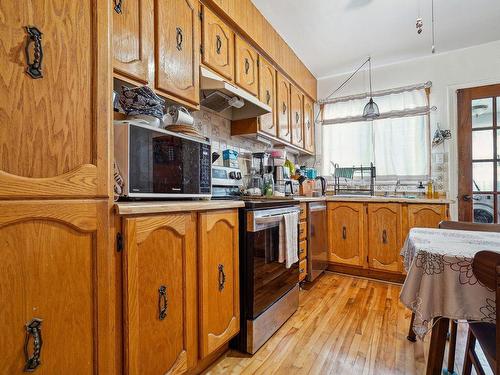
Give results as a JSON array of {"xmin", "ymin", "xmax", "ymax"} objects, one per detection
[{"xmin": 244, "ymin": 207, "xmax": 300, "ymax": 319}]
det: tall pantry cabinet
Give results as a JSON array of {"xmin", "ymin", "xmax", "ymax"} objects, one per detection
[{"xmin": 0, "ymin": 1, "xmax": 114, "ymax": 374}]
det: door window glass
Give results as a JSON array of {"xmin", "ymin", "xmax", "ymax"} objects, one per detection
[
  {"xmin": 472, "ymin": 130, "xmax": 494, "ymax": 160},
  {"xmin": 472, "ymin": 98, "xmax": 493, "ymax": 128},
  {"xmin": 473, "ymin": 162, "xmax": 494, "ymax": 192}
]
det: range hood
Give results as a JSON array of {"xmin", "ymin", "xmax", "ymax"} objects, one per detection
[{"xmin": 200, "ymin": 66, "xmax": 271, "ymax": 121}]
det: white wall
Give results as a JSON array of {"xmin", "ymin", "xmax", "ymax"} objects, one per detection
[{"xmin": 317, "ymin": 40, "xmax": 500, "ymax": 218}]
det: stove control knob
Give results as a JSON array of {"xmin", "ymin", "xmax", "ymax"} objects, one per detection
[
  {"xmin": 229, "ymin": 171, "xmax": 237, "ymax": 179},
  {"xmin": 236, "ymin": 172, "xmax": 242, "ymax": 180}
]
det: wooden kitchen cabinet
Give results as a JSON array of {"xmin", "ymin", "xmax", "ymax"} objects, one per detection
[
  {"xmin": 198, "ymin": 209, "xmax": 240, "ymax": 358},
  {"xmin": 277, "ymin": 72, "xmax": 292, "ymax": 143},
  {"xmin": 0, "ymin": 1, "xmax": 110, "ymax": 199},
  {"xmin": 235, "ymin": 36, "xmax": 259, "ymax": 96},
  {"xmin": 407, "ymin": 204, "xmax": 448, "ymax": 231},
  {"xmin": 303, "ymin": 96, "xmax": 315, "ymax": 153},
  {"xmin": 155, "ymin": 0, "xmax": 200, "ymax": 105},
  {"xmin": 367, "ymin": 204, "xmax": 403, "ymax": 273},
  {"xmin": 201, "ymin": 6, "xmax": 235, "ymax": 81},
  {"xmin": 328, "ymin": 202, "xmax": 365, "ymax": 267},
  {"xmin": 258, "ymin": 57, "xmax": 277, "ymax": 137},
  {"xmin": 113, "ymin": 0, "xmax": 154, "ymax": 84},
  {"xmin": 290, "ymin": 85, "xmax": 304, "ymax": 148},
  {"xmin": 122, "ymin": 212, "xmax": 197, "ymax": 374},
  {"xmin": 0, "ymin": 200, "xmax": 113, "ymax": 374}
]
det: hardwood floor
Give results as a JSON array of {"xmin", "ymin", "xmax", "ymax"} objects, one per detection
[{"xmin": 204, "ymin": 272, "xmax": 479, "ymax": 375}]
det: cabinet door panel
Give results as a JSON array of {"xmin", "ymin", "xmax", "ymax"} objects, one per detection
[
  {"xmin": 199, "ymin": 210, "xmax": 239, "ymax": 358},
  {"xmin": 123, "ymin": 213, "xmax": 197, "ymax": 374},
  {"xmin": 258, "ymin": 58, "xmax": 277, "ymax": 137},
  {"xmin": 304, "ymin": 97, "xmax": 315, "ymax": 153},
  {"xmin": 113, "ymin": 0, "xmax": 154, "ymax": 84},
  {"xmin": 0, "ymin": 200, "xmax": 112, "ymax": 374},
  {"xmin": 328, "ymin": 202, "xmax": 364, "ymax": 266},
  {"xmin": 235, "ymin": 36, "xmax": 258, "ymax": 96},
  {"xmin": 276, "ymin": 73, "xmax": 291, "ymax": 143},
  {"xmin": 290, "ymin": 85, "xmax": 304, "ymax": 148},
  {"xmin": 0, "ymin": 1, "xmax": 109, "ymax": 198},
  {"xmin": 155, "ymin": 0, "xmax": 200, "ymax": 105},
  {"xmin": 368, "ymin": 204, "xmax": 403, "ymax": 273},
  {"xmin": 202, "ymin": 6, "xmax": 234, "ymax": 81},
  {"xmin": 405, "ymin": 204, "xmax": 448, "ymax": 240}
]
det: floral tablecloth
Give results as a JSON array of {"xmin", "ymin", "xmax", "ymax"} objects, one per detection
[{"xmin": 400, "ymin": 227, "xmax": 500, "ymax": 338}]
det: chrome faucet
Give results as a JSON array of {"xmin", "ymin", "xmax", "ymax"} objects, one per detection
[{"xmin": 394, "ymin": 179, "xmax": 401, "ymax": 194}]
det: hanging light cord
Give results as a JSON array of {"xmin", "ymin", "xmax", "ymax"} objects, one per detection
[
  {"xmin": 314, "ymin": 57, "xmax": 371, "ymax": 124},
  {"xmin": 431, "ymin": 0, "xmax": 436, "ymax": 53},
  {"xmin": 368, "ymin": 57, "xmax": 373, "ymax": 96}
]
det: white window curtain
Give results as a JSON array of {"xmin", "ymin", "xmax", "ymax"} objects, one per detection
[{"xmin": 321, "ymin": 87, "xmax": 430, "ymax": 180}]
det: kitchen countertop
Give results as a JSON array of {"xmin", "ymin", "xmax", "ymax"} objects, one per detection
[
  {"xmin": 115, "ymin": 200, "xmax": 245, "ymax": 215},
  {"xmin": 293, "ymin": 196, "xmax": 454, "ymax": 204}
]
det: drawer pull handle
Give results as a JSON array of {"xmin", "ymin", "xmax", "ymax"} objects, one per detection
[
  {"xmin": 25, "ymin": 26, "xmax": 43, "ymax": 79},
  {"xmin": 24, "ymin": 318, "xmax": 43, "ymax": 372},
  {"xmin": 342, "ymin": 226, "xmax": 347, "ymax": 240},
  {"xmin": 216, "ymin": 35, "xmax": 222, "ymax": 54},
  {"xmin": 158, "ymin": 285, "xmax": 168, "ymax": 320},
  {"xmin": 176, "ymin": 27, "xmax": 183, "ymax": 51},
  {"xmin": 244, "ymin": 58, "xmax": 250, "ymax": 74},
  {"xmin": 382, "ymin": 230, "xmax": 388, "ymax": 244},
  {"xmin": 218, "ymin": 264, "xmax": 226, "ymax": 291},
  {"xmin": 114, "ymin": 0, "xmax": 123, "ymax": 14}
]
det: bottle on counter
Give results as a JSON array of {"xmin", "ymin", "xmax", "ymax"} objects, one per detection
[
  {"xmin": 263, "ymin": 172, "xmax": 275, "ymax": 197},
  {"xmin": 426, "ymin": 179, "xmax": 434, "ymax": 199}
]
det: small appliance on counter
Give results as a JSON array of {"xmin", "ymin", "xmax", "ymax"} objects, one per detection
[
  {"xmin": 211, "ymin": 165, "xmax": 243, "ymax": 199},
  {"xmin": 114, "ymin": 121, "xmax": 211, "ymax": 199}
]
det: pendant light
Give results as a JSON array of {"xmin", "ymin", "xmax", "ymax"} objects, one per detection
[{"xmin": 363, "ymin": 57, "xmax": 380, "ymax": 120}]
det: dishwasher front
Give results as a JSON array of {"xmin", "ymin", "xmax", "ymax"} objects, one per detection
[{"xmin": 307, "ymin": 201, "xmax": 328, "ymax": 282}]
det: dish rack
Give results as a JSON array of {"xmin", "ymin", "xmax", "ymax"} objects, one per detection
[{"xmin": 332, "ymin": 163, "xmax": 376, "ymax": 196}]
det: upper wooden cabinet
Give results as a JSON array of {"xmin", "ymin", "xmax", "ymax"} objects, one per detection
[
  {"xmin": 0, "ymin": 200, "xmax": 113, "ymax": 374},
  {"xmin": 0, "ymin": 1, "xmax": 110, "ymax": 199},
  {"xmin": 276, "ymin": 73, "xmax": 292, "ymax": 143},
  {"xmin": 198, "ymin": 209, "xmax": 240, "ymax": 358},
  {"xmin": 258, "ymin": 58, "xmax": 277, "ymax": 137},
  {"xmin": 328, "ymin": 202, "xmax": 365, "ymax": 267},
  {"xmin": 201, "ymin": 6, "xmax": 235, "ymax": 81},
  {"xmin": 367, "ymin": 204, "xmax": 403, "ymax": 273},
  {"xmin": 113, "ymin": 0, "xmax": 154, "ymax": 84},
  {"xmin": 122, "ymin": 212, "xmax": 197, "ymax": 374},
  {"xmin": 303, "ymin": 97, "xmax": 315, "ymax": 153},
  {"xmin": 155, "ymin": 0, "xmax": 200, "ymax": 105},
  {"xmin": 290, "ymin": 85, "xmax": 304, "ymax": 148},
  {"xmin": 235, "ymin": 36, "xmax": 259, "ymax": 96}
]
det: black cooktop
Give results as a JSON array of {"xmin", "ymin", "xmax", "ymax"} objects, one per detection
[{"xmin": 239, "ymin": 197, "xmax": 298, "ymax": 210}]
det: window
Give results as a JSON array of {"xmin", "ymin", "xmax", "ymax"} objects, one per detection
[{"xmin": 321, "ymin": 86, "xmax": 431, "ymax": 180}]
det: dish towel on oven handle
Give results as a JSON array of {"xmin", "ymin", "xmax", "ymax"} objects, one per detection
[{"xmin": 279, "ymin": 212, "xmax": 299, "ymax": 269}]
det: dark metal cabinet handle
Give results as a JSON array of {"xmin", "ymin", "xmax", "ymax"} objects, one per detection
[
  {"xmin": 342, "ymin": 226, "xmax": 347, "ymax": 240},
  {"xmin": 158, "ymin": 285, "xmax": 168, "ymax": 320},
  {"xmin": 25, "ymin": 26, "xmax": 43, "ymax": 79},
  {"xmin": 24, "ymin": 318, "xmax": 43, "ymax": 372},
  {"xmin": 216, "ymin": 35, "xmax": 222, "ymax": 54},
  {"xmin": 295, "ymin": 112, "xmax": 300, "ymax": 124},
  {"xmin": 266, "ymin": 90, "xmax": 271, "ymax": 105},
  {"xmin": 176, "ymin": 27, "xmax": 183, "ymax": 51},
  {"xmin": 244, "ymin": 58, "xmax": 250, "ymax": 74},
  {"xmin": 218, "ymin": 264, "xmax": 226, "ymax": 291},
  {"xmin": 306, "ymin": 120, "xmax": 311, "ymax": 130},
  {"xmin": 282, "ymin": 102, "xmax": 287, "ymax": 115},
  {"xmin": 382, "ymin": 230, "xmax": 388, "ymax": 244},
  {"xmin": 114, "ymin": 0, "xmax": 123, "ymax": 14}
]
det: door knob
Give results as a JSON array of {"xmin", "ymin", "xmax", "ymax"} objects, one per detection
[{"xmin": 463, "ymin": 195, "xmax": 472, "ymax": 201}]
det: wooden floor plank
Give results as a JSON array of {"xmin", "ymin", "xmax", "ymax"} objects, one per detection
[{"xmin": 204, "ymin": 272, "xmax": 477, "ymax": 375}]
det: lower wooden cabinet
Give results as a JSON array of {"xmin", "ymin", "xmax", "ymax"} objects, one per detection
[
  {"xmin": 198, "ymin": 210, "xmax": 240, "ymax": 358},
  {"xmin": 328, "ymin": 202, "xmax": 365, "ymax": 267},
  {"xmin": 0, "ymin": 200, "xmax": 113, "ymax": 374},
  {"xmin": 367, "ymin": 204, "xmax": 403, "ymax": 273},
  {"xmin": 122, "ymin": 212, "xmax": 197, "ymax": 374},
  {"xmin": 328, "ymin": 202, "xmax": 449, "ymax": 278}
]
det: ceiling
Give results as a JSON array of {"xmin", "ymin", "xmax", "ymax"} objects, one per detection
[{"xmin": 251, "ymin": 0, "xmax": 500, "ymax": 79}]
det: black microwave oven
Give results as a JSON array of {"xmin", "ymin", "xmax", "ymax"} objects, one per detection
[{"xmin": 114, "ymin": 122, "xmax": 211, "ymax": 198}]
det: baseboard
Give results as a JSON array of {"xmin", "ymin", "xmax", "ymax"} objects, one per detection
[{"xmin": 326, "ymin": 263, "xmax": 406, "ymax": 284}]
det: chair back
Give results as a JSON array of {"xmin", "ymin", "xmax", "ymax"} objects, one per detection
[{"xmin": 439, "ymin": 221, "xmax": 500, "ymax": 233}]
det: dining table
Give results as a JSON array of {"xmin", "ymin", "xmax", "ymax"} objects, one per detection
[{"xmin": 400, "ymin": 227, "xmax": 500, "ymax": 375}]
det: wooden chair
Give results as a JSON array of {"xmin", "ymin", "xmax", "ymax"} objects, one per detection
[
  {"xmin": 407, "ymin": 221, "xmax": 500, "ymax": 375},
  {"xmin": 462, "ymin": 250, "xmax": 500, "ymax": 375}
]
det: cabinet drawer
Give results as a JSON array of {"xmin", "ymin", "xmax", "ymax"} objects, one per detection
[
  {"xmin": 299, "ymin": 240, "xmax": 307, "ymax": 260},
  {"xmin": 299, "ymin": 221, "xmax": 307, "ymax": 240},
  {"xmin": 299, "ymin": 259, "xmax": 307, "ymax": 282},
  {"xmin": 299, "ymin": 203, "xmax": 307, "ymax": 221}
]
